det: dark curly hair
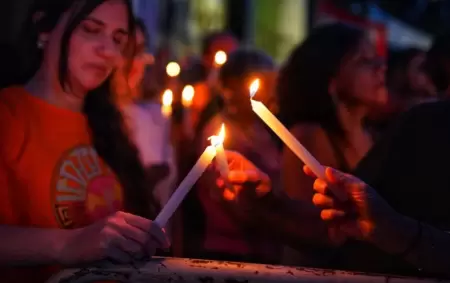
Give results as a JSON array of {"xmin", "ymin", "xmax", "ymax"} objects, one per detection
[
  {"xmin": 277, "ymin": 23, "xmax": 365, "ymax": 136},
  {"xmin": 32, "ymin": 0, "xmax": 158, "ymax": 218}
]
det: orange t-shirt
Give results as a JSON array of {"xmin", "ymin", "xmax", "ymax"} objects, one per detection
[{"xmin": 0, "ymin": 87, "xmax": 123, "ymax": 283}]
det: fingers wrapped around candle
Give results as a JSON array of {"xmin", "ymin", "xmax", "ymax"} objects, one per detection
[
  {"xmin": 216, "ymin": 170, "xmax": 271, "ymax": 201},
  {"xmin": 214, "ymin": 150, "xmax": 272, "ymax": 200},
  {"xmin": 303, "ymin": 165, "xmax": 349, "ymax": 201},
  {"xmin": 304, "ymin": 165, "xmax": 357, "ymax": 220}
]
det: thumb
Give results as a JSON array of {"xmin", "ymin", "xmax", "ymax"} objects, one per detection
[
  {"xmin": 325, "ymin": 167, "xmax": 348, "ymax": 184},
  {"xmin": 325, "ymin": 167, "xmax": 349, "ymax": 201}
]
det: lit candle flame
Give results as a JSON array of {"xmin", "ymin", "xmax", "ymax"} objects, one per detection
[
  {"xmin": 249, "ymin": 79, "xmax": 260, "ymax": 98},
  {"xmin": 162, "ymin": 89, "xmax": 173, "ymax": 106},
  {"xmin": 214, "ymin": 50, "xmax": 227, "ymax": 66},
  {"xmin": 208, "ymin": 124, "xmax": 225, "ymax": 147},
  {"xmin": 182, "ymin": 85, "xmax": 195, "ymax": 107},
  {"xmin": 166, "ymin": 62, "xmax": 180, "ymax": 77}
]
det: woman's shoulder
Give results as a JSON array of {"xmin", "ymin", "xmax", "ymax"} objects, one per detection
[
  {"xmin": 0, "ymin": 87, "xmax": 28, "ymax": 162},
  {"xmin": 0, "ymin": 86, "xmax": 28, "ymax": 113}
]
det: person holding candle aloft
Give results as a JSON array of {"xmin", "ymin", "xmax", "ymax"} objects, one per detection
[
  {"xmin": 192, "ymin": 49, "xmax": 283, "ymax": 264},
  {"xmin": 213, "ymin": 151, "xmax": 346, "ymax": 259},
  {"xmin": 277, "ymin": 23, "xmax": 387, "ymax": 266}
]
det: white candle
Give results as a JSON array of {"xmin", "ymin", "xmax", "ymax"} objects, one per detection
[
  {"xmin": 161, "ymin": 89, "xmax": 173, "ymax": 161},
  {"xmin": 247, "ymin": 80, "xmax": 348, "ymax": 199},
  {"xmin": 209, "ymin": 124, "xmax": 229, "ymax": 178},
  {"xmin": 155, "ymin": 145, "xmax": 217, "ymax": 227},
  {"xmin": 182, "ymin": 85, "xmax": 195, "ymax": 138},
  {"xmin": 208, "ymin": 50, "xmax": 227, "ymax": 85},
  {"xmin": 161, "ymin": 89, "xmax": 173, "ymax": 118}
]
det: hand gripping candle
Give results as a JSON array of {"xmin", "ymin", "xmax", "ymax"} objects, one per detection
[{"xmin": 248, "ymin": 79, "xmax": 347, "ymax": 201}]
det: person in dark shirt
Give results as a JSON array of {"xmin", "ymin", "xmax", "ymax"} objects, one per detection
[{"xmin": 332, "ymin": 100, "xmax": 450, "ymax": 276}]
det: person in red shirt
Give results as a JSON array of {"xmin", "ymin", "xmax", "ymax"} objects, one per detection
[{"xmin": 0, "ymin": 1, "xmax": 168, "ymax": 282}]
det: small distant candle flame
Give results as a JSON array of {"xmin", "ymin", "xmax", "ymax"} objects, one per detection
[
  {"xmin": 162, "ymin": 89, "xmax": 173, "ymax": 106},
  {"xmin": 166, "ymin": 62, "xmax": 180, "ymax": 77},
  {"xmin": 249, "ymin": 79, "xmax": 260, "ymax": 98},
  {"xmin": 208, "ymin": 124, "xmax": 226, "ymax": 147},
  {"xmin": 214, "ymin": 50, "xmax": 227, "ymax": 66},
  {"xmin": 182, "ymin": 85, "xmax": 195, "ymax": 107}
]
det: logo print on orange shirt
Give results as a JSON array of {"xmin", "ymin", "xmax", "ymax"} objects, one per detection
[{"xmin": 52, "ymin": 145, "xmax": 123, "ymax": 228}]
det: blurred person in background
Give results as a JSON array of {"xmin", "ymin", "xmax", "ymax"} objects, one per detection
[
  {"xmin": 277, "ymin": 23, "xmax": 387, "ymax": 266},
  {"xmin": 192, "ymin": 49, "xmax": 282, "ymax": 264},
  {"xmin": 387, "ymin": 48, "xmax": 436, "ymax": 108},
  {"xmin": 0, "ymin": 1, "xmax": 168, "ymax": 282},
  {"xmin": 369, "ymin": 48, "xmax": 437, "ymax": 132},
  {"xmin": 120, "ymin": 19, "xmax": 177, "ymax": 220},
  {"xmin": 425, "ymin": 33, "xmax": 450, "ymax": 98},
  {"xmin": 193, "ymin": 31, "xmax": 239, "ymax": 132}
]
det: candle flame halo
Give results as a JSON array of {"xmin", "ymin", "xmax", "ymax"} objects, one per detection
[
  {"xmin": 182, "ymin": 85, "xmax": 195, "ymax": 107},
  {"xmin": 249, "ymin": 79, "xmax": 260, "ymax": 98},
  {"xmin": 162, "ymin": 89, "xmax": 173, "ymax": 106},
  {"xmin": 166, "ymin": 62, "xmax": 180, "ymax": 77},
  {"xmin": 208, "ymin": 123, "xmax": 226, "ymax": 147},
  {"xmin": 214, "ymin": 50, "xmax": 227, "ymax": 66}
]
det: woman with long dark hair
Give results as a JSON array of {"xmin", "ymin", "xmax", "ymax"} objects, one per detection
[
  {"xmin": 0, "ymin": 1, "xmax": 167, "ymax": 282},
  {"xmin": 278, "ymin": 23, "xmax": 387, "ymax": 265}
]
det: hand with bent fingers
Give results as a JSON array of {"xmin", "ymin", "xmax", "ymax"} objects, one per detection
[
  {"xmin": 60, "ymin": 211, "xmax": 170, "ymax": 265},
  {"xmin": 216, "ymin": 150, "xmax": 271, "ymax": 202},
  {"xmin": 303, "ymin": 165, "xmax": 398, "ymax": 242}
]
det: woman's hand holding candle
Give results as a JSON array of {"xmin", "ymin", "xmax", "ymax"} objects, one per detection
[
  {"xmin": 303, "ymin": 165, "xmax": 399, "ymax": 243},
  {"xmin": 248, "ymin": 79, "xmax": 347, "ymax": 202},
  {"xmin": 216, "ymin": 150, "xmax": 271, "ymax": 201}
]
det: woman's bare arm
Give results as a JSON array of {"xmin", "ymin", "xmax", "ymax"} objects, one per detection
[{"xmin": 0, "ymin": 225, "xmax": 71, "ymax": 266}]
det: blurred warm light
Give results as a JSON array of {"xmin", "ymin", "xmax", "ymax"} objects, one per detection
[
  {"xmin": 166, "ymin": 62, "xmax": 180, "ymax": 77},
  {"xmin": 249, "ymin": 79, "xmax": 260, "ymax": 98},
  {"xmin": 162, "ymin": 89, "xmax": 173, "ymax": 106},
  {"xmin": 214, "ymin": 50, "xmax": 227, "ymax": 66},
  {"xmin": 161, "ymin": 89, "xmax": 173, "ymax": 117},
  {"xmin": 223, "ymin": 188, "xmax": 235, "ymax": 201},
  {"xmin": 182, "ymin": 85, "xmax": 195, "ymax": 107}
]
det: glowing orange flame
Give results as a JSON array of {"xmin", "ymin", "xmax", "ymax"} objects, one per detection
[
  {"xmin": 182, "ymin": 85, "xmax": 195, "ymax": 107},
  {"xmin": 249, "ymin": 79, "xmax": 260, "ymax": 98},
  {"xmin": 208, "ymin": 124, "xmax": 225, "ymax": 147},
  {"xmin": 162, "ymin": 89, "xmax": 173, "ymax": 106}
]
